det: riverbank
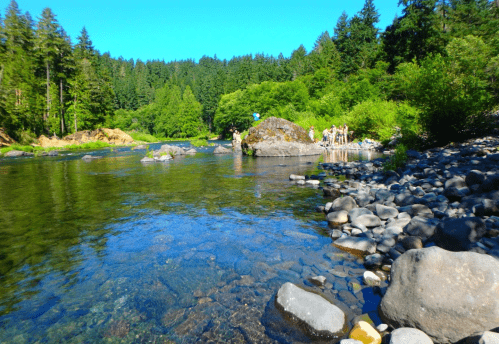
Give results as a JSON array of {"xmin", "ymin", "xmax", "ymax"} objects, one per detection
[{"xmin": 285, "ymin": 135, "xmax": 499, "ymax": 343}]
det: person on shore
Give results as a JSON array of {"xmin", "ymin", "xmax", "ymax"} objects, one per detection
[
  {"xmin": 337, "ymin": 125, "xmax": 344, "ymax": 145},
  {"xmin": 343, "ymin": 123, "xmax": 349, "ymax": 145},
  {"xmin": 322, "ymin": 128, "xmax": 329, "ymax": 146},
  {"xmin": 309, "ymin": 126, "xmax": 315, "ymax": 142},
  {"xmin": 331, "ymin": 125, "xmax": 337, "ymax": 147}
]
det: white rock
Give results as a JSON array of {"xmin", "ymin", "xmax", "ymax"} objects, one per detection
[
  {"xmin": 306, "ymin": 179, "xmax": 320, "ymax": 185},
  {"xmin": 480, "ymin": 331, "xmax": 499, "ymax": 344},
  {"xmin": 389, "ymin": 327, "xmax": 433, "ymax": 344},
  {"xmin": 276, "ymin": 282, "xmax": 346, "ymax": 336},
  {"xmin": 363, "ymin": 271, "xmax": 381, "ymax": 286},
  {"xmin": 290, "ymin": 174, "xmax": 305, "ymax": 180}
]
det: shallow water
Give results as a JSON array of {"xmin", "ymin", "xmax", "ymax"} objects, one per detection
[{"xmin": 0, "ymin": 142, "xmax": 382, "ymax": 343}]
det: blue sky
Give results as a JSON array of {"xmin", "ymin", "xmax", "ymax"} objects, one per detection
[{"xmin": 4, "ymin": 0, "xmax": 401, "ymax": 62}]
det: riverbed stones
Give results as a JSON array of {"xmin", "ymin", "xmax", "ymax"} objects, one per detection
[
  {"xmin": 351, "ymin": 214, "xmax": 381, "ymax": 228},
  {"xmin": 433, "ymin": 217, "xmax": 487, "ymax": 251},
  {"xmin": 445, "ymin": 176, "xmax": 467, "ymax": 189},
  {"xmin": 290, "ymin": 174, "xmax": 305, "ymax": 180},
  {"xmin": 275, "ymin": 282, "xmax": 347, "ymax": 338},
  {"xmin": 154, "ymin": 143, "xmax": 186, "ymax": 156},
  {"xmin": 333, "ymin": 237, "xmax": 377, "ymax": 255},
  {"xmin": 364, "ymin": 253, "xmax": 384, "ymax": 269},
  {"xmin": 388, "ymin": 328, "xmax": 434, "ymax": 344},
  {"xmin": 379, "ymin": 247, "xmax": 499, "ymax": 344},
  {"xmin": 403, "ymin": 216, "xmax": 439, "ymax": 240},
  {"xmin": 375, "ymin": 204, "xmax": 398, "ymax": 220},
  {"xmin": 140, "ymin": 157, "xmax": 155, "ymax": 163},
  {"xmin": 327, "ymin": 211, "xmax": 349, "ymax": 226},
  {"xmin": 348, "ymin": 208, "xmax": 374, "ymax": 222},
  {"xmin": 332, "ymin": 196, "xmax": 358, "ymax": 212}
]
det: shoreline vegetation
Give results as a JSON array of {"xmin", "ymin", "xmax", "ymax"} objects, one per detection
[{"xmin": 1, "ymin": 1, "xmax": 498, "ymax": 150}]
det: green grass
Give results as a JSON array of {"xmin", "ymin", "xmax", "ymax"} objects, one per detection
[
  {"xmin": 61, "ymin": 141, "xmax": 113, "ymax": 150},
  {"xmin": 190, "ymin": 138, "xmax": 208, "ymax": 147},
  {"xmin": 128, "ymin": 131, "xmax": 165, "ymax": 143}
]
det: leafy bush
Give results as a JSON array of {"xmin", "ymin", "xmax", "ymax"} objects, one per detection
[
  {"xmin": 344, "ymin": 100, "xmax": 420, "ymax": 142},
  {"xmin": 190, "ymin": 138, "xmax": 208, "ymax": 147},
  {"xmin": 129, "ymin": 131, "xmax": 163, "ymax": 142},
  {"xmin": 383, "ymin": 144, "xmax": 408, "ymax": 171}
]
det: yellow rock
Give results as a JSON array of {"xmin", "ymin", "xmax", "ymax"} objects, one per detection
[{"xmin": 349, "ymin": 321, "xmax": 381, "ymax": 344}]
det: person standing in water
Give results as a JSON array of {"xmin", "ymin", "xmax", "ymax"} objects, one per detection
[
  {"xmin": 343, "ymin": 123, "xmax": 349, "ymax": 145},
  {"xmin": 309, "ymin": 126, "xmax": 315, "ymax": 142}
]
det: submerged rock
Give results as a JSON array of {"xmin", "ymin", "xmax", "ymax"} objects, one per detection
[
  {"xmin": 275, "ymin": 282, "xmax": 347, "ymax": 338},
  {"xmin": 213, "ymin": 146, "xmax": 231, "ymax": 154}
]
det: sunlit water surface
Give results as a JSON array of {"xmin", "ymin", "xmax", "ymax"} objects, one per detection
[{"xmin": 0, "ymin": 142, "xmax": 382, "ymax": 343}]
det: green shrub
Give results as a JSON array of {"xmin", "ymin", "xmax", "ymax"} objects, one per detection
[
  {"xmin": 345, "ymin": 100, "xmax": 420, "ymax": 143},
  {"xmin": 190, "ymin": 138, "xmax": 208, "ymax": 147},
  {"xmin": 383, "ymin": 144, "xmax": 408, "ymax": 171},
  {"xmin": 129, "ymin": 131, "xmax": 164, "ymax": 143}
]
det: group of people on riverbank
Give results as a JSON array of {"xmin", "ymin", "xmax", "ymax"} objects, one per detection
[{"xmin": 308, "ymin": 124, "xmax": 350, "ymax": 147}]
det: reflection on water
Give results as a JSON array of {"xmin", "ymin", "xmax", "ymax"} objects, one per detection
[
  {"xmin": 322, "ymin": 149, "xmax": 376, "ymax": 163},
  {"xmin": 0, "ymin": 144, "xmax": 380, "ymax": 343}
]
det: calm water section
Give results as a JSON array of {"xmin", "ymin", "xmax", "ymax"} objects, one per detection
[{"xmin": 0, "ymin": 142, "xmax": 380, "ymax": 343}]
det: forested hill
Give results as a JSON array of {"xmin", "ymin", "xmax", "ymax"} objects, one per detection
[{"xmin": 1, "ymin": 0, "xmax": 499, "ymax": 146}]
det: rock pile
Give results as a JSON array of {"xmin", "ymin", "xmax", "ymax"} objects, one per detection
[
  {"xmin": 0, "ymin": 128, "xmax": 15, "ymax": 147},
  {"xmin": 287, "ymin": 135, "xmax": 499, "ymax": 343},
  {"xmin": 38, "ymin": 128, "xmax": 134, "ymax": 148}
]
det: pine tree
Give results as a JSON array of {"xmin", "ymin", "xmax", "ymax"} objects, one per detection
[{"xmin": 34, "ymin": 7, "xmax": 62, "ymax": 128}]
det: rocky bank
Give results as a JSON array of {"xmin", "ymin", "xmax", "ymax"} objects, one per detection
[
  {"xmin": 281, "ymin": 135, "xmax": 499, "ymax": 343},
  {"xmin": 38, "ymin": 128, "xmax": 134, "ymax": 148}
]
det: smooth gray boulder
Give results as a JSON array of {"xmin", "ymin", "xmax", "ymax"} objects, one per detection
[
  {"xmin": 403, "ymin": 216, "xmax": 440, "ymax": 240},
  {"xmin": 290, "ymin": 174, "xmax": 305, "ymax": 180},
  {"xmin": 348, "ymin": 208, "xmax": 373, "ymax": 222},
  {"xmin": 433, "ymin": 217, "xmax": 487, "ymax": 251},
  {"xmin": 376, "ymin": 204, "xmax": 399, "ymax": 220},
  {"xmin": 327, "ymin": 211, "xmax": 349, "ymax": 226},
  {"xmin": 340, "ymin": 340, "xmax": 363, "ymax": 344},
  {"xmin": 333, "ymin": 236, "xmax": 377, "ymax": 255},
  {"xmin": 331, "ymin": 196, "xmax": 358, "ymax": 212},
  {"xmin": 379, "ymin": 247, "xmax": 499, "ymax": 344},
  {"xmin": 82, "ymin": 154, "xmax": 101, "ymax": 160},
  {"xmin": 276, "ymin": 282, "xmax": 347, "ymax": 338},
  {"xmin": 354, "ymin": 191, "xmax": 374, "ymax": 207},
  {"xmin": 376, "ymin": 189, "xmax": 395, "ymax": 203},
  {"xmin": 140, "ymin": 157, "xmax": 155, "ymax": 163},
  {"xmin": 351, "ymin": 214, "xmax": 382, "ymax": 228},
  {"xmin": 213, "ymin": 145, "xmax": 231, "ymax": 154},
  {"xmin": 389, "ymin": 328, "xmax": 433, "ymax": 344}
]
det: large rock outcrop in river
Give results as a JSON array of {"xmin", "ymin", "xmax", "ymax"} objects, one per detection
[
  {"xmin": 241, "ymin": 117, "xmax": 323, "ymax": 157},
  {"xmin": 38, "ymin": 128, "xmax": 134, "ymax": 148}
]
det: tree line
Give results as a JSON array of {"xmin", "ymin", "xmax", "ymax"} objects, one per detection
[{"xmin": 1, "ymin": 0, "xmax": 498, "ymax": 145}]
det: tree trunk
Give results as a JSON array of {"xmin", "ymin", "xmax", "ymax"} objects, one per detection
[
  {"xmin": 74, "ymin": 95, "xmax": 78, "ymax": 133},
  {"xmin": 60, "ymin": 79, "xmax": 65, "ymax": 134},
  {"xmin": 45, "ymin": 61, "xmax": 50, "ymax": 123}
]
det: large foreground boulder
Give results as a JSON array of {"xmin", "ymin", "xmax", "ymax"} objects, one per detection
[
  {"xmin": 275, "ymin": 282, "xmax": 347, "ymax": 338},
  {"xmin": 379, "ymin": 247, "xmax": 499, "ymax": 344},
  {"xmin": 241, "ymin": 117, "xmax": 323, "ymax": 157}
]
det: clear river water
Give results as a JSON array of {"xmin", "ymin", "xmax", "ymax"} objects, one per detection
[{"xmin": 0, "ymin": 142, "xmax": 382, "ymax": 344}]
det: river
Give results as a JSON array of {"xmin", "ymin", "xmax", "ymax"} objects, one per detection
[{"xmin": 0, "ymin": 142, "xmax": 382, "ymax": 343}]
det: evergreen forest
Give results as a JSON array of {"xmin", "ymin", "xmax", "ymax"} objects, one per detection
[{"xmin": 1, "ymin": 0, "xmax": 499, "ymax": 147}]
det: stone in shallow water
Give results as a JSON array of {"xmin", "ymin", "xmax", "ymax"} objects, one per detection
[
  {"xmin": 479, "ymin": 331, "xmax": 499, "ymax": 344},
  {"xmin": 275, "ymin": 282, "xmax": 347, "ymax": 338},
  {"xmin": 327, "ymin": 211, "xmax": 349, "ymax": 226},
  {"xmin": 363, "ymin": 271, "xmax": 381, "ymax": 287},
  {"xmin": 333, "ymin": 236, "xmax": 377, "ymax": 255}
]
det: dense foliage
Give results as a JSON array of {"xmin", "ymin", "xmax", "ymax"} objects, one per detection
[{"xmin": 1, "ymin": 0, "xmax": 498, "ymax": 145}]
